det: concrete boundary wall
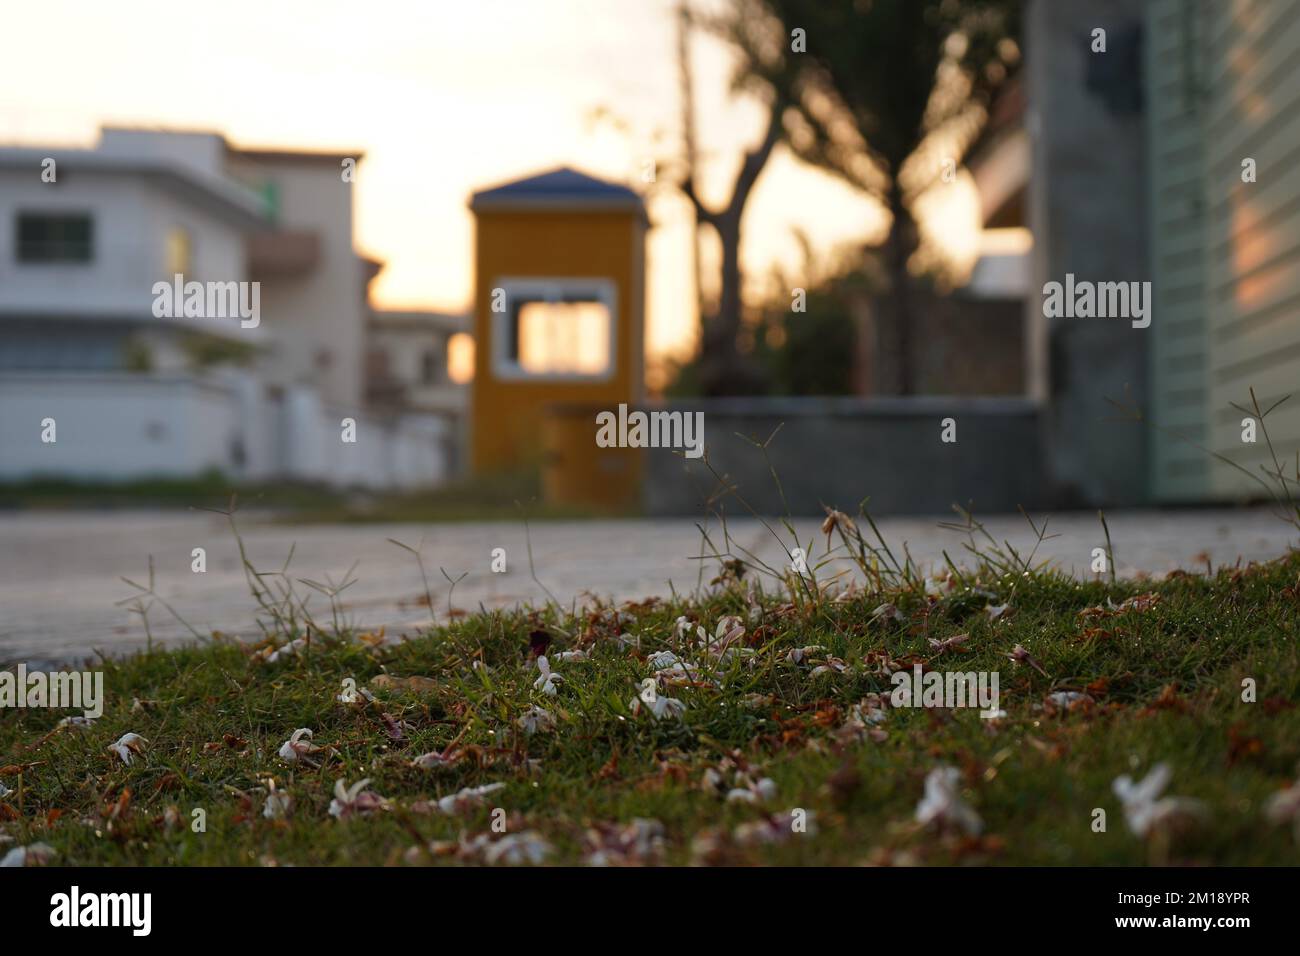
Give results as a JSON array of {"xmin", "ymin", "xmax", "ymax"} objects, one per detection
[
  {"xmin": 642, "ymin": 397, "xmax": 1049, "ymax": 517},
  {"xmin": 0, "ymin": 372, "xmax": 449, "ymax": 489}
]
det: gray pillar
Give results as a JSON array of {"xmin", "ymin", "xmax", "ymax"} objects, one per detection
[{"xmin": 1025, "ymin": 0, "xmax": 1150, "ymax": 506}]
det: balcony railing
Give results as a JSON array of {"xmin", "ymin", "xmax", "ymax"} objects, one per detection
[{"xmin": 246, "ymin": 229, "xmax": 320, "ymax": 276}]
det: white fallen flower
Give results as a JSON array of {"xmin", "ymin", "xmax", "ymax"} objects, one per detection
[
  {"xmin": 786, "ymin": 645, "xmax": 825, "ymax": 664},
  {"xmin": 1112, "ymin": 764, "xmax": 1202, "ymax": 838},
  {"xmin": 0, "ymin": 842, "xmax": 56, "ymax": 867},
  {"xmin": 712, "ymin": 646, "xmax": 755, "ymax": 667},
  {"xmin": 108, "ymin": 732, "xmax": 147, "ymax": 766},
  {"xmin": 810, "ymin": 657, "xmax": 848, "ymax": 677},
  {"xmin": 704, "ymin": 617, "xmax": 746, "ymax": 657},
  {"xmin": 985, "ymin": 603, "xmax": 1011, "ymax": 621},
  {"xmin": 436, "ymin": 782, "xmax": 506, "ymax": 815},
  {"xmin": 745, "ymin": 582, "xmax": 761, "ymax": 610},
  {"xmin": 655, "ymin": 671, "xmax": 707, "ymax": 691},
  {"xmin": 0, "ymin": 782, "xmax": 12, "ymax": 800},
  {"xmin": 836, "ymin": 698, "xmax": 890, "ymax": 743},
  {"xmin": 832, "ymin": 585, "xmax": 857, "ymax": 604},
  {"xmin": 1007, "ymin": 643, "xmax": 1049, "ymax": 677},
  {"xmin": 1046, "ymin": 691, "xmax": 1093, "ymax": 708},
  {"xmin": 412, "ymin": 749, "xmax": 460, "ymax": 771},
  {"xmin": 277, "ymin": 728, "xmax": 321, "ymax": 764},
  {"xmin": 647, "ymin": 650, "xmax": 680, "ymax": 670},
  {"xmin": 554, "ymin": 649, "xmax": 589, "ymax": 663},
  {"xmin": 452, "ymin": 832, "xmax": 548, "ymax": 868},
  {"xmin": 628, "ymin": 678, "xmax": 685, "ymax": 721},
  {"xmin": 483, "ymin": 830, "xmax": 552, "ymax": 865},
  {"xmin": 871, "ymin": 602, "xmax": 905, "ymax": 623},
  {"xmin": 850, "ymin": 698, "xmax": 889, "ymax": 725},
  {"xmin": 57, "ymin": 716, "xmax": 95, "ymax": 730},
  {"xmin": 717, "ymin": 616, "xmax": 748, "ymax": 647},
  {"xmin": 337, "ymin": 683, "xmax": 374, "ymax": 705},
  {"xmin": 585, "ymin": 817, "xmax": 666, "ymax": 866},
  {"xmin": 263, "ymin": 637, "xmax": 308, "ymax": 664},
  {"xmin": 924, "ymin": 575, "xmax": 957, "ymax": 598},
  {"xmin": 725, "ymin": 776, "xmax": 777, "ymax": 804},
  {"xmin": 533, "ymin": 655, "xmax": 563, "ymax": 696},
  {"xmin": 733, "ymin": 812, "xmax": 816, "ymax": 846},
  {"xmin": 1264, "ymin": 780, "xmax": 1300, "ymax": 841},
  {"xmin": 674, "ymin": 616, "xmax": 694, "ymax": 639},
  {"xmin": 517, "ymin": 705, "xmax": 556, "ymax": 735},
  {"xmin": 915, "ymin": 766, "xmax": 982, "ymax": 836},
  {"xmin": 928, "ymin": 633, "xmax": 971, "ymax": 654},
  {"xmin": 654, "ymin": 658, "xmax": 708, "ymax": 688},
  {"xmin": 263, "ymin": 782, "xmax": 293, "ymax": 820},
  {"xmin": 328, "ymin": 778, "xmax": 387, "ymax": 819}
]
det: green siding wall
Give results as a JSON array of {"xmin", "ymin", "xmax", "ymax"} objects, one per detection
[
  {"xmin": 1202, "ymin": 0, "xmax": 1300, "ymax": 497},
  {"xmin": 1148, "ymin": 0, "xmax": 1300, "ymax": 501},
  {"xmin": 1147, "ymin": 0, "xmax": 1210, "ymax": 500}
]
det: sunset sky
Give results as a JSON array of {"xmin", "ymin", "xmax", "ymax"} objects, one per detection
[{"xmin": 0, "ymin": 0, "xmax": 984, "ymax": 376}]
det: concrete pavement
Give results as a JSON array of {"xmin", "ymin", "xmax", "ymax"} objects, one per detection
[{"xmin": 1, "ymin": 507, "xmax": 1294, "ymax": 665}]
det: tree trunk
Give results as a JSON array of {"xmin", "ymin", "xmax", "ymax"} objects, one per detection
[
  {"xmin": 680, "ymin": 95, "xmax": 785, "ymax": 397},
  {"xmin": 698, "ymin": 212, "xmax": 752, "ymax": 395},
  {"xmin": 886, "ymin": 184, "xmax": 920, "ymax": 396}
]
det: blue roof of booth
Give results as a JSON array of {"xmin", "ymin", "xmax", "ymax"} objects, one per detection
[{"xmin": 470, "ymin": 167, "xmax": 644, "ymax": 212}]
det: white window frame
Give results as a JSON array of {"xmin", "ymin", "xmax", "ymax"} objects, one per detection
[{"xmin": 490, "ymin": 277, "xmax": 618, "ymax": 383}]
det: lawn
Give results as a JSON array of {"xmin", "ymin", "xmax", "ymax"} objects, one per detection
[
  {"xmin": 0, "ymin": 469, "xmax": 621, "ymax": 522},
  {"xmin": 3, "ymin": 511, "xmax": 1299, "ymax": 866}
]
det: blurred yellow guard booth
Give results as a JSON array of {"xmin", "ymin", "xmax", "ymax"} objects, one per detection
[{"xmin": 468, "ymin": 168, "xmax": 646, "ymax": 510}]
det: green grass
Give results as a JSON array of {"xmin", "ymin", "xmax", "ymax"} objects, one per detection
[
  {"xmin": 4, "ymin": 532, "xmax": 1299, "ymax": 866},
  {"xmin": 278, "ymin": 469, "xmax": 628, "ymax": 523},
  {"xmin": 0, "ymin": 470, "xmax": 622, "ymax": 522},
  {"xmin": 0, "ymin": 473, "xmax": 345, "ymax": 513}
]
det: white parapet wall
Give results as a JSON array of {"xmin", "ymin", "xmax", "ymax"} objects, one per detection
[
  {"xmin": 0, "ymin": 372, "xmax": 240, "ymax": 479},
  {"xmin": 0, "ymin": 372, "xmax": 449, "ymax": 489}
]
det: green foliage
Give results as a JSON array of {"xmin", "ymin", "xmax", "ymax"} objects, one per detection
[
  {"xmin": 711, "ymin": 0, "xmax": 1023, "ymax": 394},
  {"xmin": 181, "ymin": 332, "xmax": 257, "ymax": 370},
  {"xmin": 754, "ymin": 285, "xmax": 858, "ymax": 396},
  {"xmin": 666, "ymin": 255, "xmax": 870, "ymax": 397},
  {"xmin": 727, "ymin": 0, "xmax": 1023, "ymax": 190},
  {"xmin": 122, "ymin": 339, "xmax": 153, "ymax": 374},
  {"xmin": 0, "ymin": 470, "xmax": 612, "ymax": 522}
]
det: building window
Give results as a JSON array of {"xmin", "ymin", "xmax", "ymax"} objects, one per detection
[
  {"xmin": 492, "ymin": 278, "xmax": 616, "ymax": 381},
  {"xmin": 15, "ymin": 212, "xmax": 93, "ymax": 263},
  {"xmin": 165, "ymin": 227, "xmax": 192, "ymax": 275}
]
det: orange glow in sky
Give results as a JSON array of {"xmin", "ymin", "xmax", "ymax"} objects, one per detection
[{"xmin": 0, "ymin": 0, "xmax": 980, "ymax": 374}]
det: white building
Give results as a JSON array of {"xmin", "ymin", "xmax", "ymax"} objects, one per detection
[
  {"xmin": 0, "ymin": 127, "xmax": 453, "ymax": 489},
  {"xmin": 366, "ymin": 308, "xmax": 469, "ymax": 474}
]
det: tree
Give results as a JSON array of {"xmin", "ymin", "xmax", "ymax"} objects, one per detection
[
  {"xmin": 674, "ymin": 2, "xmax": 791, "ymax": 396},
  {"xmin": 724, "ymin": 0, "xmax": 1021, "ymax": 394}
]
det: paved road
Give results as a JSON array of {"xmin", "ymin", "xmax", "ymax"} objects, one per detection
[{"xmin": 1, "ymin": 508, "xmax": 1294, "ymax": 665}]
